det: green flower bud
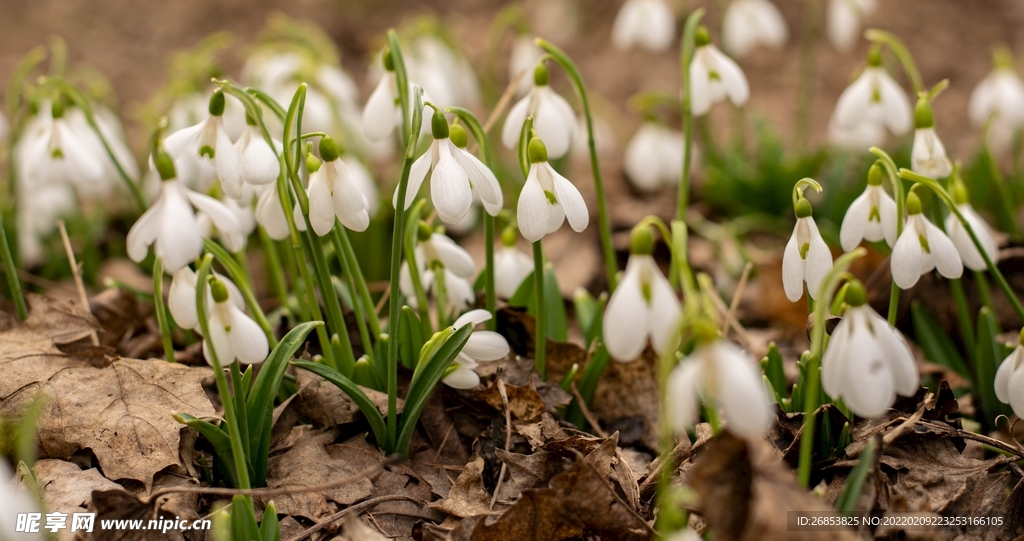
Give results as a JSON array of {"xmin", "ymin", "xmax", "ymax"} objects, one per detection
[
  {"xmin": 209, "ymin": 277, "xmax": 230, "ymax": 303},
  {"xmin": 306, "ymin": 153, "xmax": 322, "ymax": 173},
  {"xmin": 630, "ymin": 224, "xmax": 654, "ymax": 256},
  {"xmin": 867, "ymin": 47, "xmax": 882, "ymax": 67},
  {"xmin": 501, "ymin": 225, "xmax": 518, "ymax": 247},
  {"xmin": 692, "ymin": 320, "xmax": 720, "ymax": 345},
  {"xmin": 528, "ymin": 137, "xmax": 548, "ymax": 164},
  {"xmin": 914, "ymin": 98, "xmax": 935, "ymax": 129},
  {"xmin": 906, "ymin": 191, "xmax": 923, "ymax": 215},
  {"xmin": 845, "ymin": 280, "xmax": 867, "ymax": 307},
  {"xmin": 950, "ymin": 180, "xmax": 969, "ymax": 205},
  {"xmin": 245, "ymin": 113, "xmax": 257, "ymax": 127},
  {"xmin": 318, "ymin": 136, "xmax": 341, "ymax": 162},
  {"xmin": 449, "ymin": 123, "xmax": 468, "ymax": 148},
  {"xmin": 795, "ymin": 198, "xmax": 813, "ymax": 219},
  {"xmin": 1018, "ymin": 327, "xmax": 1024, "ymax": 347},
  {"xmin": 431, "ymin": 109, "xmax": 450, "ymax": 140},
  {"xmin": 533, "ymin": 62, "xmax": 549, "ymax": 87},
  {"xmin": 154, "ymin": 149, "xmax": 177, "ymax": 181},
  {"xmin": 695, "ymin": 26, "xmax": 711, "ymax": 47},
  {"xmin": 208, "ymin": 91, "xmax": 225, "ymax": 117},
  {"xmin": 867, "ymin": 163, "xmax": 884, "ymax": 186},
  {"xmin": 383, "ymin": 46, "xmax": 395, "ymax": 71},
  {"xmin": 51, "ymin": 99, "xmax": 65, "ymax": 119},
  {"xmin": 417, "ymin": 221, "xmax": 433, "ymax": 242}
]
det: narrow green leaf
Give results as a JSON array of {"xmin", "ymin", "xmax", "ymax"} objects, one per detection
[
  {"xmin": 573, "ymin": 288, "xmax": 603, "ymax": 347},
  {"xmin": 506, "ymin": 266, "xmax": 568, "ymax": 341},
  {"xmin": 290, "ymin": 361, "xmax": 388, "ymax": 448},
  {"xmin": 761, "ymin": 341, "xmax": 786, "ymax": 402},
  {"xmin": 836, "ymin": 439, "xmax": 876, "ymax": 515},
  {"xmin": 911, "ymin": 301, "xmax": 970, "ymax": 378},
  {"xmin": 230, "ymin": 494, "xmax": 260, "ymax": 541},
  {"xmin": 567, "ymin": 346, "xmax": 611, "ymax": 429},
  {"xmin": 260, "ymin": 500, "xmax": 280, "ymax": 541},
  {"xmin": 176, "ymin": 414, "xmax": 238, "ymax": 488},
  {"xmin": 395, "ymin": 324, "xmax": 473, "ymax": 455},
  {"xmin": 398, "ymin": 306, "xmax": 425, "ymax": 371}
]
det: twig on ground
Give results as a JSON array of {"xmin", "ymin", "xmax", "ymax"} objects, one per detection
[
  {"xmin": 58, "ymin": 220, "xmax": 98, "ymax": 346},
  {"xmin": 570, "ymin": 380, "xmax": 608, "ymax": 438},
  {"xmin": 285, "ymin": 494, "xmax": 420, "ymax": 541},
  {"xmin": 489, "ymin": 376, "xmax": 512, "ymax": 510}
]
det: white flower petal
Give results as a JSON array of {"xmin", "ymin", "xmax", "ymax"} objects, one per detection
[
  {"xmin": 443, "ymin": 363, "xmax": 481, "ymax": 389},
  {"xmin": 924, "ymin": 219, "xmax": 963, "ymax": 280},
  {"xmin": 168, "ymin": 267, "xmax": 199, "ymax": 330},
  {"xmin": 502, "ymin": 95, "xmax": 531, "ymax": 150},
  {"xmin": 430, "ymin": 234, "xmax": 476, "ymax": 279},
  {"xmin": 452, "ymin": 145, "xmax": 503, "ymax": 216},
  {"xmin": 803, "ymin": 219, "xmax": 833, "ymax": 300},
  {"xmin": 689, "ymin": 52, "xmax": 712, "ymax": 117},
  {"xmin": 363, "ymin": 74, "xmax": 397, "ymax": 142},
  {"xmin": 430, "ymin": 142, "xmax": 473, "ymax": 224},
  {"xmin": 126, "ymin": 198, "xmax": 162, "ymax": 263},
  {"xmin": 666, "ymin": 360, "xmax": 703, "ymax": 433},
  {"xmin": 517, "ymin": 170, "xmax": 555, "ymax": 243},
  {"xmin": 229, "ymin": 306, "xmax": 270, "ymax": 364},
  {"xmin": 307, "ymin": 171, "xmax": 336, "ymax": 236},
  {"xmin": 711, "ymin": 341, "xmax": 773, "ymax": 438},
  {"xmin": 328, "ymin": 161, "xmax": 371, "ymax": 232},
  {"xmin": 994, "ymin": 347, "xmax": 1022, "ymax": 404},
  {"xmin": 454, "ymin": 308, "xmax": 492, "ymax": 328},
  {"xmin": 240, "ymin": 132, "xmax": 280, "ymax": 185},
  {"xmin": 781, "ymin": 225, "xmax": 805, "ymax": 301},
  {"xmin": 648, "ymin": 259, "xmax": 683, "ymax": 354},
  {"xmin": 186, "ymin": 190, "xmax": 242, "ymax": 237},
  {"xmin": 396, "ymin": 150, "xmax": 432, "ymax": 210},
  {"xmin": 156, "ymin": 184, "xmax": 203, "ymax": 273},
  {"xmin": 603, "ymin": 260, "xmax": 650, "ymax": 361},
  {"xmin": 462, "ymin": 331, "xmax": 510, "ymax": 362},
  {"xmin": 891, "ymin": 223, "xmax": 924, "ymax": 289}
]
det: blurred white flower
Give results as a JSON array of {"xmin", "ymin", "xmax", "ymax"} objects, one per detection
[
  {"xmin": 255, "ymin": 183, "xmax": 291, "ymax": 241},
  {"xmin": 494, "ymin": 244, "xmax": 533, "ymax": 299},
  {"xmin": 995, "ymin": 332, "xmax": 1024, "ymax": 419},
  {"xmin": 516, "ymin": 138, "xmax": 589, "ymax": 243},
  {"xmin": 827, "ymin": 114, "xmax": 885, "ymax": 151},
  {"xmin": 840, "ymin": 166, "xmax": 897, "ymax": 251},
  {"xmin": 400, "ymin": 232, "xmax": 477, "ymax": 312},
  {"xmin": 603, "ymin": 254, "xmax": 681, "ymax": 361},
  {"xmin": 509, "ymin": 34, "xmax": 544, "ymax": 96},
  {"xmin": 612, "ymin": 0, "xmax": 676, "ymax": 52},
  {"xmin": 722, "ymin": 0, "xmax": 788, "ymax": 58},
  {"xmin": 0, "ymin": 461, "xmax": 45, "ymax": 541},
  {"xmin": 969, "ymin": 59, "xmax": 1024, "ymax": 129},
  {"xmin": 911, "ymin": 127, "xmax": 952, "ymax": 179},
  {"xmin": 502, "ymin": 64, "xmax": 576, "ymax": 159},
  {"xmin": 18, "ymin": 102, "xmax": 108, "ymax": 198},
  {"xmin": 443, "ymin": 309, "xmax": 511, "ymax": 389},
  {"xmin": 623, "ymin": 122, "xmax": 688, "ymax": 192},
  {"xmin": 831, "ymin": 61, "xmax": 912, "ymax": 138},
  {"xmin": 406, "ymin": 35, "xmax": 480, "ymax": 109},
  {"xmin": 667, "ymin": 338, "xmax": 774, "ymax": 438},
  {"xmin": 827, "ymin": 0, "xmax": 876, "ymax": 52},
  {"xmin": 16, "ymin": 183, "xmax": 76, "ymax": 266},
  {"xmin": 163, "ymin": 91, "xmax": 243, "ymax": 198},
  {"xmin": 822, "ymin": 282, "xmax": 918, "ymax": 418},
  {"xmin": 198, "ymin": 195, "xmax": 255, "ymax": 253},
  {"xmin": 690, "ymin": 30, "xmax": 750, "ymax": 117},
  {"xmin": 782, "ymin": 200, "xmax": 832, "ymax": 301},
  {"xmin": 202, "ymin": 278, "xmax": 269, "ymax": 366},
  {"xmin": 890, "ymin": 193, "xmax": 962, "ymax": 289},
  {"xmin": 944, "ymin": 203, "xmax": 998, "ymax": 272},
  {"xmin": 235, "ymin": 124, "xmax": 281, "ymax": 187}
]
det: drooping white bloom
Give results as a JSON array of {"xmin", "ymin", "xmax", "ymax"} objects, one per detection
[
  {"xmin": 890, "ymin": 197, "xmax": 963, "ymax": 289},
  {"xmin": 443, "ymin": 310, "xmax": 511, "ymax": 389},
  {"xmin": 831, "ymin": 64, "xmax": 912, "ymax": 138},
  {"xmin": 516, "ymin": 138, "xmax": 589, "ymax": 243},
  {"xmin": 494, "ymin": 245, "xmax": 533, "ymax": 299},
  {"xmin": 163, "ymin": 92, "xmax": 243, "ymax": 198},
  {"xmin": 17, "ymin": 102, "xmax": 109, "ymax": 198},
  {"xmin": 666, "ymin": 339, "xmax": 774, "ymax": 438},
  {"xmin": 16, "ymin": 182, "xmax": 76, "ymax": 266},
  {"xmin": 399, "ymin": 232, "xmax": 477, "ymax": 312},
  {"xmin": 911, "ymin": 127, "xmax": 952, "ymax": 179},
  {"xmin": 782, "ymin": 202, "xmax": 832, "ymax": 301},
  {"xmin": 969, "ymin": 65, "xmax": 1024, "ymax": 129},
  {"xmin": 127, "ymin": 158, "xmax": 242, "ymax": 273},
  {"xmin": 254, "ymin": 183, "xmax": 290, "ymax": 241},
  {"xmin": 944, "ymin": 203, "xmax": 998, "ymax": 271},
  {"xmin": 302, "ymin": 137, "xmax": 372, "ymax": 235},
  {"xmin": 343, "ymin": 155, "xmax": 380, "ymax": 216},
  {"xmin": 398, "ymin": 115, "xmax": 503, "ymax": 224},
  {"xmin": 509, "ymin": 34, "xmax": 544, "ymax": 96},
  {"xmin": 202, "ymin": 279, "xmax": 269, "ymax": 366},
  {"xmin": 406, "ymin": 35, "xmax": 481, "ymax": 109},
  {"xmin": 827, "ymin": 114, "xmax": 886, "ymax": 151},
  {"xmin": 994, "ymin": 334, "xmax": 1024, "ymax": 419},
  {"xmin": 839, "ymin": 170, "xmax": 897, "ymax": 251},
  {"xmin": 690, "ymin": 33, "xmax": 750, "ymax": 117},
  {"xmin": 611, "ymin": 0, "xmax": 676, "ymax": 52},
  {"xmin": 827, "ymin": 0, "xmax": 876, "ymax": 52},
  {"xmin": 603, "ymin": 254, "xmax": 682, "ymax": 361},
  {"xmin": 198, "ymin": 195, "xmax": 255, "ymax": 253},
  {"xmin": 502, "ymin": 66, "xmax": 576, "ymax": 159},
  {"xmin": 822, "ymin": 286, "xmax": 918, "ymax": 418},
  {"xmin": 0, "ymin": 461, "xmax": 45, "ymax": 541},
  {"xmin": 167, "ymin": 266, "xmax": 244, "ymax": 331},
  {"xmin": 623, "ymin": 122, "xmax": 688, "ymax": 192},
  {"xmin": 722, "ymin": 0, "xmax": 788, "ymax": 59},
  {"xmin": 363, "ymin": 68, "xmax": 401, "ymax": 142},
  {"xmin": 234, "ymin": 124, "xmax": 281, "ymax": 186}
]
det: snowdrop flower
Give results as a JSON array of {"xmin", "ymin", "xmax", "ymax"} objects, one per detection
[
  {"xmin": 16, "ymin": 182, "xmax": 76, "ymax": 266},
  {"xmin": 163, "ymin": 91, "xmax": 243, "ymax": 198},
  {"xmin": 502, "ymin": 63, "xmax": 577, "ymax": 159},
  {"xmin": 827, "ymin": 114, "xmax": 886, "ymax": 151},
  {"xmin": 0, "ymin": 461, "xmax": 45, "ymax": 541},
  {"xmin": 603, "ymin": 226, "xmax": 682, "ymax": 361},
  {"xmin": 362, "ymin": 50, "xmax": 431, "ymax": 142},
  {"xmin": 910, "ymin": 99, "xmax": 952, "ymax": 179},
  {"xmin": 301, "ymin": 136, "xmax": 371, "ymax": 235},
  {"xmin": 494, "ymin": 228, "xmax": 533, "ymax": 298},
  {"xmin": 611, "ymin": 0, "xmax": 676, "ymax": 52},
  {"xmin": 722, "ymin": 0, "xmax": 788, "ymax": 59},
  {"xmin": 19, "ymin": 101, "xmax": 108, "ymax": 197},
  {"xmin": 944, "ymin": 182, "xmax": 998, "ymax": 271},
  {"xmin": 623, "ymin": 121, "xmax": 686, "ymax": 192},
  {"xmin": 509, "ymin": 34, "xmax": 544, "ymax": 96},
  {"xmin": 891, "ymin": 191, "xmax": 963, "ymax": 289},
  {"xmin": 690, "ymin": 27, "xmax": 750, "ymax": 117},
  {"xmin": 127, "ymin": 152, "xmax": 242, "ymax": 272},
  {"xmin": 199, "ymin": 195, "xmax": 255, "ymax": 253},
  {"xmin": 406, "ymin": 35, "xmax": 481, "ymax": 109},
  {"xmin": 516, "ymin": 137, "xmax": 589, "ymax": 243},
  {"xmin": 400, "ymin": 229, "xmax": 477, "ymax": 312},
  {"xmin": 443, "ymin": 309, "xmax": 511, "ymax": 389},
  {"xmin": 202, "ymin": 277, "xmax": 269, "ymax": 366},
  {"xmin": 840, "ymin": 163, "xmax": 897, "ymax": 251},
  {"xmin": 398, "ymin": 111, "xmax": 503, "ymax": 224},
  {"xmin": 235, "ymin": 120, "xmax": 281, "ymax": 187},
  {"xmin": 831, "ymin": 51, "xmax": 912, "ymax": 138},
  {"xmin": 167, "ymin": 266, "xmax": 244, "ymax": 330},
  {"xmin": 254, "ymin": 183, "xmax": 290, "ymax": 241},
  {"xmin": 822, "ymin": 281, "xmax": 918, "ymax": 417},
  {"xmin": 666, "ymin": 331, "xmax": 774, "ymax": 438},
  {"xmin": 969, "ymin": 50, "xmax": 1024, "ymax": 129},
  {"xmin": 827, "ymin": 0, "xmax": 876, "ymax": 52},
  {"xmin": 783, "ymin": 196, "xmax": 832, "ymax": 301},
  {"xmin": 994, "ymin": 330, "xmax": 1024, "ymax": 419}
]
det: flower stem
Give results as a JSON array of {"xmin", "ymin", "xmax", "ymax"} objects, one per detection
[
  {"xmin": 0, "ymin": 218, "xmax": 26, "ymax": 321},
  {"xmin": 258, "ymin": 228, "xmax": 290, "ymax": 317},
  {"xmin": 899, "ymin": 168, "xmax": 1024, "ymax": 324},
  {"xmin": 152, "ymin": 259, "xmax": 175, "ymax": 363},
  {"xmin": 535, "ymin": 38, "xmax": 618, "ymax": 292},
  {"xmin": 388, "ymin": 30, "xmax": 412, "ymax": 148},
  {"xmin": 387, "ymin": 86, "xmax": 425, "ymax": 448},
  {"xmin": 798, "ymin": 248, "xmax": 866, "ymax": 488},
  {"xmin": 870, "ymin": 148, "xmax": 906, "ymax": 325},
  {"xmin": 865, "ymin": 29, "xmax": 924, "ymax": 95},
  {"xmin": 333, "ymin": 227, "xmax": 382, "ymax": 338},
  {"xmin": 203, "ymin": 239, "xmax": 277, "ymax": 348},
  {"xmin": 949, "ymin": 278, "xmax": 977, "ymax": 358},
  {"xmin": 434, "ymin": 267, "xmax": 450, "ymax": 329},
  {"xmin": 532, "ymin": 240, "xmax": 546, "ymax": 379},
  {"xmin": 677, "ymin": 9, "xmax": 704, "ymax": 224}
]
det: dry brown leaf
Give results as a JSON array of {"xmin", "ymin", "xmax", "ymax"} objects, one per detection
[
  {"xmin": 260, "ymin": 428, "xmax": 379, "ymax": 521},
  {"xmin": 34, "ymin": 459, "xmax": 122, "ymax": 540},
  {"xmin": 2, "ymin": 358, "xmax": 214, "ymax": 490},
  {"xmin": 495, "ymin": 449, "xmax": 570, "ymax": 490},
  {"xmin": 90, "ymin": 489, "xmax": 189, "ymax": 541},
  {"xmin": 294, "ymin": 368, "xmax": 401, "ymax": 428},
  {"xmin": 689, "ymin": 432, "xmax": 861, "ymax": 541},
  {"xmin": 474, "ymin": 380, "xmax": 547, "ymax": 422},
  {"xmin": 340, "ymin": 516, "xmax": 390, "ymax": 541},
  {"xmin": 589, "ymin": 348, "xmax": 660, "ymax": 451},
  {"xmin": 430, "ymin": 456, "xmax": 495, "ymax": 518}
]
